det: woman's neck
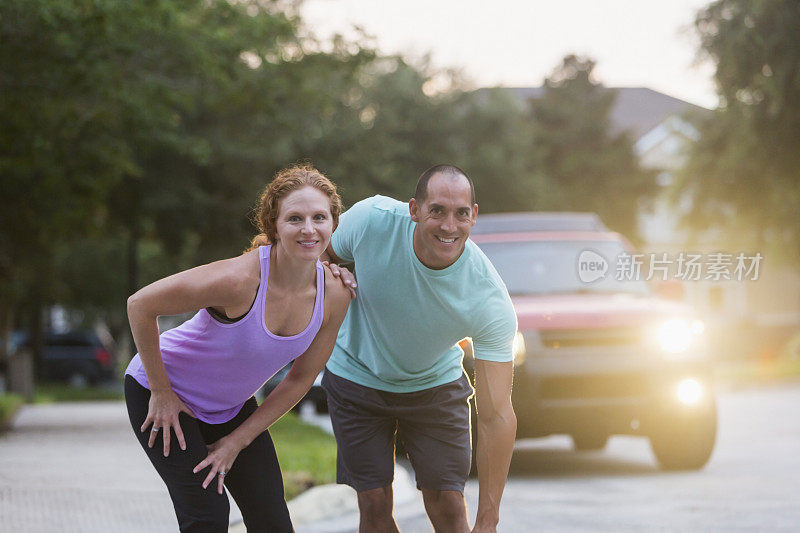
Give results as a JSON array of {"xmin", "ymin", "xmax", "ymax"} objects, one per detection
[{"xmin": 269, "ymin": 243, "xmax": 317, "ymax": 291}]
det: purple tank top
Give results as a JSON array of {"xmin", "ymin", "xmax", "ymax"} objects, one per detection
[{"xmin": 125, "ymin": 245, "xmax": 325, "ymax": 423}]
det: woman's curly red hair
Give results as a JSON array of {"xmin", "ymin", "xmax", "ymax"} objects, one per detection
[{"xmin": 247, "ymin": 164, "xmax": 342, "ymax": 251}]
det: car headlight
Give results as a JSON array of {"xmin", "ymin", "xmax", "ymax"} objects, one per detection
[
  {"xmin": 676, "ymin": 378, "xmax": 703, "ymax": 405},
  {"xmin": 512, "ymin": 331, "xmax": 526, "ymax": 366},
  {"xmin": 656, "ymin": 318, "xmax": 703, "ymax": 353}
]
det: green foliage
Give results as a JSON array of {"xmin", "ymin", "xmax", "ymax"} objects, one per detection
[
  {"xmin": 297, "ymin": 57, "xmax": 546, "ymax": 212},
  {"xmin": 0, "ymin": 393, "xmax": 24, "ymax": 430},
  {"xmin": 681, "ymin": 0, "xmax": 800, "ymax": 262},
  {"xmin": 529, "ymin": 55, "xmax": 657, "ymax": 242},
  {"xmin": 0, "ymin": 0, "xmax": 319, "ymax": 340},
  {"xmin": 1, "ymin": 0, "xmax": 658, "ymax": 340},
  {"xmin": 270, "ymin": 412, "xmax": 337, "ymax": 499},
  {"xmin": 33, "ymin": 382, "xmax": 123, "ymax": 403},
  {"xmin": 447, "ymin": 88, "xmax": 546, "ymax": 213}
]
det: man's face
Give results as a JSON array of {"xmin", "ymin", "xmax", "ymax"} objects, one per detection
[{"xmin": 409, "ymin": 173, "xmax": 478, "ymax": 269}]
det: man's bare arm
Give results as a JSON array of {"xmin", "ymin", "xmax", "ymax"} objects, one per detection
[{"xmin": 473, "ymin": 359, "xmax": 516, "ymax": 532}]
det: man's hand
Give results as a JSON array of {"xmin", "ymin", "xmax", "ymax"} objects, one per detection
[{"xmin": 322, "ymin": 261, "xmax": 357, "ymax": 299}]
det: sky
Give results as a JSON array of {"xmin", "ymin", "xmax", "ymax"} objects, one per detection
[{"xmin": 300, "ymin": 0, "xmax": 718, "ymax": 108}]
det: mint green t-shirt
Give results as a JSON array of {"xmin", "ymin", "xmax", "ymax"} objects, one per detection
[{"xmin": 328, "ymin": 195, "xmax": 517, "ymax": 392}]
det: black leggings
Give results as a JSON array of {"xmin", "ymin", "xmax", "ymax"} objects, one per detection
[{"xmin": 124, "ymin": 375, "xmax": 294, "ymax": 532}]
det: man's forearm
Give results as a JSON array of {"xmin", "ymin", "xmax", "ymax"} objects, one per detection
[{"xmin": 475, "ymin": 406, "xmax": 516, "ymax": 529}]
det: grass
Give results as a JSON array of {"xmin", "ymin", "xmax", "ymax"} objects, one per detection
[
  {"xmin": 270, "ymin": 412, "xmax": 338, "ymax": 500},
  {"xmin": 33, "ymin": 381, "xmax": 124, "ymax": 403},
  {"xmin": 0, "ymin": 392, "xmax": 24, "ymax": 431}
]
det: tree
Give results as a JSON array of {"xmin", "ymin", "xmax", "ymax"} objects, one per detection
[
  {"xmin": 0, "ymin": 0, "xmax": 305, "ymax": 360},
  {"xmin": 528, "ymin": 55, "xmax": 657, "ymax": 242},
  {"xmin": 293, "ymin": 55, "xmax": 544, "ymax": 212},
  {"xmin": 680, "ymin": 0, "xmax": 800, "ymax": 262},
  {"xmin": 0, "ymin": 0, "xmax": 147, "ymax": 362},
  {"xmin": 443, "ymin": 87, "xmax": 546, "ymax": 213}
]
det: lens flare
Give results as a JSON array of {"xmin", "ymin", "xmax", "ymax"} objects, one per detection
[
  {"xmin": 657, "ymin": 319, "xmax": 693, "ymax": 353},
  {"xmin": 677, "ymin": 378, "xmax": 703, "ymax": 405}
]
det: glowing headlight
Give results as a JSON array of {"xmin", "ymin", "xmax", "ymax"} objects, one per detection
[
  {"xmin": 657, "ymin": 319, "xmax": 694, "ymax": 353},
  {"xmin": 676, "ymin": 378, "xmax": 703, "ymax": 405},
  {"xmin": 512, "ymin": 331, "xmax": 526, "ymax": 366}
]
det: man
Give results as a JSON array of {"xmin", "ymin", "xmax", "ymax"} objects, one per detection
[{"xmin": 323, "ymin": 164, "xmax": 517, "ymax": 533}]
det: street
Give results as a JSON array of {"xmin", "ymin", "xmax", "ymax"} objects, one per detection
[
  {"xmin": 302, "ymin": 383, "xmax": 800, "ymax": 532},
  {"xmin": 1, "ymin": 383, "xmax": 798, "ymax": 532}
]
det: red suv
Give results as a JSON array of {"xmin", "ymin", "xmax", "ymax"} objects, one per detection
[{"xmin": 466, "ymin": 213, "xmax": 717, "ymax": 470}]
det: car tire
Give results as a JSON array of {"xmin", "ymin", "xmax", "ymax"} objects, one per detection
[
  {"xmin": 571, "ymin": 432, "xmax": 610, "ymax": 451},
  {"xmin": 649, "ymin": 400, "xmax": 717, "ymax": 471}
]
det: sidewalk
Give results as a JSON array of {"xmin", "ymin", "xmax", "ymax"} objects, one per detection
[{"xmin": 0, "ymin": 401, "xmax": 417, "ymax": 532}]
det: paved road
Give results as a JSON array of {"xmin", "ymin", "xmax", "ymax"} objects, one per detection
[
  {"xmin": 303, "ymin": 383, "xmax": 800, "ymax": 532},
  {"xmin": 2, "ymin": 383, "xmax": 798, "ymax": 532},
  {"xmin": 0, "ymin": 400, "xmax": 246, "ymax": 533}
]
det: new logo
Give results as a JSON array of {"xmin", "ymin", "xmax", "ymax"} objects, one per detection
[{"xmin": 577, "ymin": 250, "xmax": 608, "ymax": 283}]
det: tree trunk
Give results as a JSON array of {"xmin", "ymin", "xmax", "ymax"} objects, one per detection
[
  {"xmin": 29, "ymin": 299, "xmax": 44, "ymax": 381},
  {"xmin": 123, "ymin": 227, "xmax": 140, "ymax": 363},
  {"xmin": 0, "ymin": 305, "xmax": 11, "ymax": 387}
]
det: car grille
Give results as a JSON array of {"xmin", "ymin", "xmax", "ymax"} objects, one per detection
[
  {"xmin": 539, "ymin": 327, "xmax": 642, "ymax": 349},
  {"xmin": 539, "ymin": 373, "xmax": 650, "ymax": 400}
]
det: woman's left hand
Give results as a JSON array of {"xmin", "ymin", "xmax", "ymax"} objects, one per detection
[{"xmin": 193, "ymin": 436, "xmax": 244, "ymax": 494}]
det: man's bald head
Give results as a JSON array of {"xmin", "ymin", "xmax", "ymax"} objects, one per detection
[{"xmin": 414, "ymin": 164, "xmax": 476, "ymax": 205}]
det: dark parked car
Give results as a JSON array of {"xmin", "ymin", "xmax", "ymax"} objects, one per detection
[{"xmin": 14, "ymin": 330, "xmax": 115, "ymax": 386}]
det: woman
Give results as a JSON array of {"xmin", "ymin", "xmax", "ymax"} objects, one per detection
[{"xmin": 124, "ymin": 165, "xmax": 351, "ymax": 532}]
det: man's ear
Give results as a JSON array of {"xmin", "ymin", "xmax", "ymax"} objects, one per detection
[
  {"xmin": 409, "ymin": 198, "xmax": 420, "ymax": 223},
  {"xmin": 471, "ymin": 203, "xmax": 479, "ymax": 224}
]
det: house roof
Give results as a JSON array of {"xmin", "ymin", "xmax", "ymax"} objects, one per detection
[{"xmin": 503, "ymin": 86, "xmax": 708, "ymax": 139}]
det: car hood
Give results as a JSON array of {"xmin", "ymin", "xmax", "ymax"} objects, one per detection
[{"xmin": 512, "ymin": 293, "xmax": 693, "ymax": 330}]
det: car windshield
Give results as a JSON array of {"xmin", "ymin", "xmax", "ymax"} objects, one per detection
[{"xmin": 476, "ymin": 239, "xmax": 650, "ymax": 296}]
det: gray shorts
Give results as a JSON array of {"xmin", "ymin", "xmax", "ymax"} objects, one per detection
[{"xmin": 321, "ymin": 369, "xmax": 474, "ymax": 493}]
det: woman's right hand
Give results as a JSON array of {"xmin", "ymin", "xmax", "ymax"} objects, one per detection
[{"xmin": 141, "ymin": 388, "xmax": 196, "ymax": 457}]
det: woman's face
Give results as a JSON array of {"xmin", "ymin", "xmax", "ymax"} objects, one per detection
[{"xmin": 274, "ymin": 186, "xmax": 334, "ymax": 261}]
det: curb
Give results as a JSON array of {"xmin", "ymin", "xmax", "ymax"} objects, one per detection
[{"xmin": 228, "ymin": 462, "xmax": 416, "ymax": 532}]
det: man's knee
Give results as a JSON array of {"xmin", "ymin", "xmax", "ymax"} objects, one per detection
[
  {"xmin": 357, "ymin": 486, "xmax": 394, "ymax": 522},
  {"xmin": 422, "ymin": 489, "xmax": 467, "ymax": 525}
]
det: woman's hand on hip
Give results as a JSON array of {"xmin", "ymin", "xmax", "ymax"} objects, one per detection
[
  {"xmin": 193, "ymin": 436, "xmax": 244, "ymax": 494},
  {"xmin": 141, "ymin": 388, "xmax": 196, "ymax": 456}
]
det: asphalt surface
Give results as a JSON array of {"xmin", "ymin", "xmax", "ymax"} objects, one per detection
[
  {"xmin": 390, "ymin": 382, "xmax": 800, "ymax": 532},
  {"xmin": 2, "ymin": 382, "xmax": 799, "ymax": 532},
  {"xmin": 0, "ymin": 399, "xmax": 396, "ymax": 533}
]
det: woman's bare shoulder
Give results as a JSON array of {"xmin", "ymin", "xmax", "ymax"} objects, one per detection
[
  {"xmin": 323, "ymin": 267, "xmax": 351, "ymax": 317},
  {"xmin": 203, "ymin": 249, "xmax": 261, "ymax": 300}
]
